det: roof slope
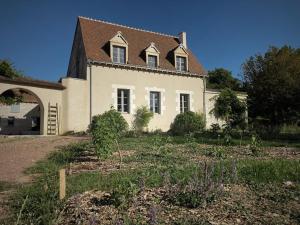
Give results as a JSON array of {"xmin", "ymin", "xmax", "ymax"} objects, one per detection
[
  {"xmin": 0, "ymin": 75, "xmax": 65, "ymax": 90},
  {"xmin": 78, "ymin": 17, "xmax": 206, "ymax": 76}
]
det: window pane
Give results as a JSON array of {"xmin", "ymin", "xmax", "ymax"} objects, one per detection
[
  {"xmin": 150, "ymin": 91, "xmax": 160, "ymax": 113},
  {"xmin": 148, "ymin": 55, "xmax": 157, "ymax": 68},
  {"xmin": 176, "ymin": 56, "xmax": 187, "ymax": 71},
  {"xmin": 11, "ymin": 104, "xmax": 20, "ymax": 113},
  {"xmin": 117, "ymin": 89, "xmax": 130, "ymax": 113},
  {"xmin": 180, "ymin": 94, "xmax": 189, "ymax": 113},
  {"xmin": 113, "ymin": 46, "xmax": 126, "ymax": 64}
]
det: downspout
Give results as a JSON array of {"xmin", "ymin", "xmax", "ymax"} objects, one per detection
[
  {"xmin": 88, "ymin": 60, "xmax": 92, "ymax": 124},
  {"xmin": 203, "ymin": 75, "xmax": 207, "ymax": 128}
]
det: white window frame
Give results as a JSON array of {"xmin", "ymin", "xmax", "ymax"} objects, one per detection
[
  {"xmin": 176, "ymin": 56, "xmax": 187, "ymax": 72},
  {"xmin": 175, "ymin": 90, "xmax": 194, "ymax": 114},
  {"xmin": 112, "ymin": 46, "xmax": 126, "ymax": 64},
  {"xmin": 112, "ymin": 84, "xmax": 135, "ymax": 114},
  {"xmin": 180, "ymin": 93, "xmax": 190, "ymax": 113},
  {"xmin": 150, "ymin": 91, "xmax": 161, "ymax": 114},
  {"xmin": 147, "ymin": 55, "xmax": 158, "ymax": 68},
  {"xmin": 117, "ymin": 89, "xmax": 130, "ymax": 113}
]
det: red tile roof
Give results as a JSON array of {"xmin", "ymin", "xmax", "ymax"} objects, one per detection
[
  {"xmin": 0, "ymin": 75, "xmax": 65, "ymax": 90},
  {"xmin": 78, "ymin": 17, "xmax": 206, "ymax": 76}
]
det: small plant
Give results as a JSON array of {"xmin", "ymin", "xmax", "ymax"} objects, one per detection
[
  {"xmin": 133, "ymin": 106, "xmax": 153, "ymax": 134},
  {"xmin": 165, "ymin": 162, "xmax": 224, "ymax": 208},
  {"xmin": 249, "ymin": 134, "xmax": 261, "ymax": 156},
  {"xmin": 90, "ymin": 108, "xmax": 128, "ymax": 164},
  {"xmin": 170, "ymin": 111, "xmax": 205, "ymax": 136},
  {"xmin": 203, "ymin": 146, "xmax": 226, "ymax": 159}
]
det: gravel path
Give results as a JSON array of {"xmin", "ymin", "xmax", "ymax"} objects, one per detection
[{"xmin": 0, "ymin": 136, "xmax": 88, "ymax": 183}]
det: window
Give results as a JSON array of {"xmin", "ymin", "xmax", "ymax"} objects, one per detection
[
  {"xmin": 150, "ymin": 91, "xmax": 160, "ymax": 114},
  {"xmin": 117, "ymin": 89, "xmax": 130, "ymax": 113},
  {"xmin": 10, "ymin": 104, "xmax": 20, "ymax": 113},
  {"xmin": 8, "ymin": 116, "xmax": 15, "ymax": 127},
  {"xmin": 148, "ymin": 55, "xmax": 158, "ymax": 68},
  {"xmin": 180, "ymin": 94, "xmax": 189, "ymax": 113},
  {"xmin": 176, "ymin": 56, "xmax": 187, "ymax": 71},
  {"xmin": 113, "ymin": 46, "xmax": 126, "ymax": 64}
]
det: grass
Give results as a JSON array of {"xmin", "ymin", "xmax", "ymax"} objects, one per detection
[{"xmin": 5, "ymin": 134, "xmax": 300, "ymax": 224}]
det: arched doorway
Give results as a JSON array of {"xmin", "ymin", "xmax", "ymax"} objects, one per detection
[{"xmin": 0, "ymin": 88, "xmax": 44, "ymax": 135}]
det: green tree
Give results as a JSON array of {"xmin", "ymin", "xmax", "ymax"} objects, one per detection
[
  {"xmin": 212, "ymin": 88, "xmax": 246, "ymax": 127},
  {"xmin": 207, "ymin": 68, "xmax": 242, "ymax": 91},
  {"xmin": 0, "ymin": 59, "xmax": 22, "ymax": 78},
  {"xmin": 133, "ymin": 106, "xmax": 153, "ymax": 134},
  {"xmin": 243, "ymin": 46, "xmax": 300, "ymax": 125}
]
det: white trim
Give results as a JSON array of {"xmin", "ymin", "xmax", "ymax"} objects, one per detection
[
  {"xmin": 112, "ymin": 84, "xmax": 135, "ymax": 114},
  {"xmin": 145, "ymin": 87, "xmax": 166, "ymax": 115},
  {"xmin": 175, "ymin": 90, "xmax": 194, "ymax": 113}
]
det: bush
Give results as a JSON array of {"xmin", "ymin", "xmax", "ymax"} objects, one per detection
[
  {"xmin": 170, "ymin": 111, "xmax": 205, "ymax": 136},
  {"xmin": 90, "ymin": 108, "xmax": 128, "ymax": 159},
  {"xmin": 133, "ymin": 106, "xmax": 153, "ymax": 133}
]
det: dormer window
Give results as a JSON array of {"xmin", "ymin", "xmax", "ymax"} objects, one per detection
[
  {"xmin": 110, "ymin": 31, "xmax": 128, "ymax": 64},
  {"xmin": 113, "ymin": 46, "xmax": 126, "ymax": 64},
  {"xmin": 148, "ymin": 55, "xmax": 158, "ymax": 68},
  {"xmin": 174, "ymin": 44, "xmax": 189, "ymax": 72},
  {"xmin": 145, "ymin": 42, "xmax": 160, "ymax": 68},
  {"xmin": 176, "ymin": 56, "xmax": 187, "ymax": 71}
]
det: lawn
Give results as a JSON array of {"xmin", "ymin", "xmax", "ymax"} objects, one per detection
[{"xmin": 3, "ymin": 134, "xmax": 300, "ymax": 225}]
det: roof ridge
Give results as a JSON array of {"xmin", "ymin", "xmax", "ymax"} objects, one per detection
[{"xmin": 78, "ymin": 16, "xmax": 178, "ymax": 39}]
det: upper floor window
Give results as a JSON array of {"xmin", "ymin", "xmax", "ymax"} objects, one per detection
[
  {"xmin": 10, "ymin": 104, "xmax": 20, "ymax": 113},
  {"xmin": 117, "ymin": 89, "xmax": 130, "ymax": 113},
  {"xmin": 148, "ymin": 55, "xmax": 158, "ymax": 68},
  {"xmin": 150, "ymin": 91, "xmax": 160, "ymax": 114},
  {"xmin": 113, "ymin": 46, "xmax": 126, "ymax": 64},
  {"xmin": 176, "ymin": 56, "xmax": 187, "ymax": 71},
  {"xmin": 180, "ymin": 94, "xmax": 189, "ymax": 113}
]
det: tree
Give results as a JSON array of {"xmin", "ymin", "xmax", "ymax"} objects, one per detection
[
  {"xmin": 133, "ymin": 106, "xmax": 153, "ymax": 134},
  {"xmin": 243, "ymin": 46, "xmax": 300, "ymax": 125},
  {"xmin": 212, "ymin": 88, "xmax": 246, "ymax": 127},
  {"xmin": 0, "ymin": 59, "xmax": 23, "ymax": 78},
  {"xmin": 207, "ymin": 68, "xmax": 242, "ymax": 91}
]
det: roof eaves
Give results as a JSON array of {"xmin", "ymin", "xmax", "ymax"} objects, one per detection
[{"xmin": 87, "ymin": 59, "xmax": 205, "ymax": 78}]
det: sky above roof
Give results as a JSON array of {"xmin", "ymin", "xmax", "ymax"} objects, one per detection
[{"xmin": 0, "ymin": 0, "xmax": 299, "ymax": 82}]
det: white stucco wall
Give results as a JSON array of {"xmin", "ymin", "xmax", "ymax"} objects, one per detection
[{"xmin": 89, "ymin": 65, "xmax": 205, "ymax": 131}]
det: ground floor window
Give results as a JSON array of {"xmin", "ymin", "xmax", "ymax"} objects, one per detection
[
  {"xmin": 117, "ymin": 89, "xmax": 130, "ymax": 113},
  {"xmin": 180, "ymin": 94, "xmax": 190, "ymax": 113},
  {"xmin": 150, "ymin": 91, "xmax": 160, "ymax": 114}
]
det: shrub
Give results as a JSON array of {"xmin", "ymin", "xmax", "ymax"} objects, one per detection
[
  {"xmin": 90, "ymin": 108, "xmax": 128, "ymax": 159},
  {"xmin": 133, "ymin": 106, "xmax": 153, "ymax": 133},
  {"xmin": 170, "ymin": 111, "xmax": 205, "ymax": 136}
]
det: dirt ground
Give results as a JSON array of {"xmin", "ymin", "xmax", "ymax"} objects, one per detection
[{"xmin": 0, "ymin": 136, "xmax": 88, "ymax": 183}]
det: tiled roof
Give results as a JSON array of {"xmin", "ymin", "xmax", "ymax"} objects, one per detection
[
  {"xmin": 78, "ymin": 16, "xmax": 206, "ymax": 76},
  {"xmin": 0, "ymin": 75, "xmax": 65, "ymax": 90}
]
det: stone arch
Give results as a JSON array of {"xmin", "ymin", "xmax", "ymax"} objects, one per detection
[{"xmin": 0, "ymin": 87, "xmax": 45, "ymax": 135}]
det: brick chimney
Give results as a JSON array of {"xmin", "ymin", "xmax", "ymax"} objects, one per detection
[{"xmin": 179, "ymin": 32, "xmax": 187, "ymax": 49}]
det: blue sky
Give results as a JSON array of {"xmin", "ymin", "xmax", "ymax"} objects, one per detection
[{"xmin": 0, "ymin": 0, "xmax": 299, "ymax": 81}]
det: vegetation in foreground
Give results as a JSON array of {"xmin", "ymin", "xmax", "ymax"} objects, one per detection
[{"xmin": 2, "ymin": 133, "xmax": 299, "ymax": 225}]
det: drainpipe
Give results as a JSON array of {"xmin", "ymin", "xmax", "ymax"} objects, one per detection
[
  {"xmin": 203, "ymin": 75, "xmax": 207, "ymax": 128},
  {"xmin": 88, "ymin": 60, "xmax": 92, "ymax": 124}
]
